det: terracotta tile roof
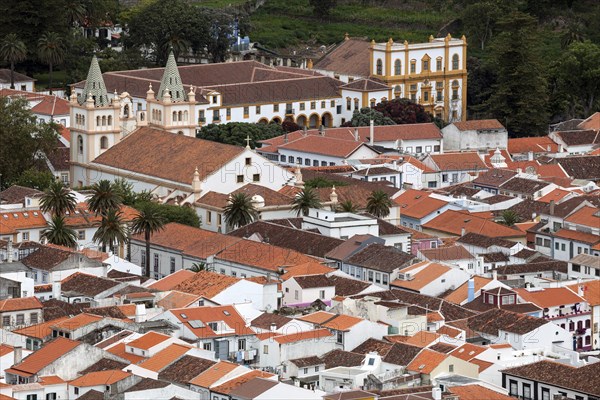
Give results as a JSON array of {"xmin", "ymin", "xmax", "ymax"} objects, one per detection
[
  {"xmin": 127, "ymin": 331, "xmax": 171, "ymax": 350},
  {"xmin": 250, "ymin": 313, "xmax": 293, "ymax": 330},
  {"xmin": 556, "ymin": 155, "xmax": 600, "ymax": 180},
  {"xmin": 105, "ymin": 342, "xmax": 146, "ymax": 364},
  {"xmin": 170, "ymin": 305, "xmax": 253, "ymax": 338},
  {"xmin": 157, "ymin": 355, "xmax": 216, "ymax": 385},
  {"xmin": 10, "ymin": 337, "xmax": 80, "ymax": 376},
  {"xmin": 502, "ymin": 360, "xmax": 600, "ymax": 397},
  {"xmin": 508, "ymin": 136, "xmax": 559, "ymax": 154},
  {"xmin": 352, "ymin": 338, "xmax": 392, "ymax": 354},
  {"xmin": 149, "ymin": 269, "xmax": 196, "ymax": 291},
  {"xmin": 406, "ymin": 348, "xmax": 448, "ymax": 374},
  {"xmin": 578, "ymin": 112, "xmax": 600, "ymax": 130},
  {"xmin": 0, "ymin": 296, "xmax": 43, "ymax": 312},
  {"xmin": 452, "ymin": 119, "xmax": 505, "ymax": 131},
  {"xmin": 93, "ymin": 127, "xmax": 244, "ymax": 185},
  {"xmin": 0, "ymin": 70, "xmax": 35, "ymax": 83},
  {"xmin": 328, "ymin": 274, "xmax": 373, "ymax": 296},
  {"xmin": 394, "ymin": 191, "xmax": 448, "ymax": 219},
  {"xmin": 444, "ymin": 276, "xmax": 492, "ymax": 304},
  {"xmin": 420, "ymin": 245, "xmax": 474, "ymax": 261},
  {"xmin": 467, "ymin": 308, "xmax": 547, "ymax": 336},
  {"xmin": 30, "ymin": 95, "xmax": 69, "ymax": 115},
  {"xmin": 13, "ymin": 317, "xmax": 69, "ymax": 339},
  {"xmin": 449, "ymin": 343, "xmax": 487, "ymax": 361},
  {"xmin": 424, "ymin": 210, "xmax": 523, "ymax": 238},
  {"xmin": 156, "ymin": 291, "xmax": 200, "ymax": 310},
  {"xmin": 554, "ymin": 228, "xmax": 600, "ymax": 245},
  {"xmin": 74, "ymin": 390, "xmax": 103, "ymax": 400},
  {"xmin": 564, "ymin": 205, "xmax": 600, "ymax": 228},
  {"xmin": 124, "ymin": 378, "xmax": 170, "ymax": 393},
  {"xmin": 279, "ymin": 261, "xmax": 336, "ymax": 280},
  {"xmin": 567, "ymin": 280, "xmax": 600, "ymax": 306},
  {"xmin": 555, "ymin": 129, "xmax": 600, "ymax": 146},
  {"xmin": 428, "ymin": 342, "xmax": 457, "ymax": 354},
  {"xmin": 50, "ymin": 313, "xmax": 103, "ymax": 332},
  {"xmin": 279, "ymin": 135, "xmax": 374, "ymax": 158},
  {"xmin": 313, "ymin": 38, "xmax": 371, "ymax": 76},
  {"xmin": 514, "ymin": 287, "xmax": 585, "ymax": 308},
  {"xmin": 391, "ymin": 261, "xmax": 452, "ymax": 291},
  {"xmin": 0, "ymin": 209, "xmax": 47, "ymax": 235},
  {"xmin": 269, "ymin": 328, "xmax": 333, "ymax": 344},
  {"xmin": 472, "ymin": 168, "xmax": 517, "ymax": 187},
  {"xmin": 0, "ymin": 185, "xmax": 41, "ymax": 205},
  {"xmin": 137, "ymin": 343, "xmax": 191, "ymax": 372},
  {"xmin": 215, "ymin": 238, "xmax": 317, "ymax": 272},
  {"xmin": 211, "ymin": 370, "xmax": 276, "ymax": 395},
  {"xmin": 436, "ymin": 325, "xmax": 462, "ymax": 338},
  {"xmin": 428, "ymin": 152, "xmax": 488, "ymax": 171},
  {"xmin": 292, "ymin": 274, "xmax": 333, "ymax": 289},
  {"xmin": 69, "ymin": 370, "xmax": 131, "ymax": 387},
  {"xmin": 404, "ymin": 331, "xmax": 441, "ymax": 348},
  {"xmin": 289, "ymin": 355, "xmax": 323, "ymax": 368},
  {"xmin": 449, "ymin": 384, "xmax": 513, "ymax": 400},
  {"xmin": 189, "ymin": 361, "xmax": 239, "ymax": 387},
  {"xmin": 229, "ymin": 220, "xmax": 344, "ymax": 259},
  {"xmin": 299, "ymin": 311, "xmax": 363, "ymax": 331},
  {"xmin": 60, "ymin": 272, "xmax": 121, "ymax": 297},
  {"xmin": 173, "ymin": 270, "xmax": 239, "ymax": 298},
  {"xmin": 38, "ymin": 375, "xmax": 65, "ymax": 385},
  {"xmin": 321, "ymin": 349, "xmax": 365, "ymax": 369},
  {"xmin": 80, "ymin": 358, "xmax": 129, "ymax": 374},
  {"xmin": 537, "ymin": 188, "xmax": 573, "ymax": 203},
  {"xmin": 500, "ymin": 177, "xmax": 551, "ymax": 195},
  {"xmin": 341, "ymin": 77, "xmax": 389, "ymax": 91},
  {"xmin": 346, "ymin": 243, "xmax": 415, "ymax": 273}
]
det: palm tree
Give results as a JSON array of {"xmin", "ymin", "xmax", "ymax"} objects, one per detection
[
  {"xmin": 500, "ymin": 210, "xmax": 520, "ymax": 226},
  {"xmin": 41, "ymin": 215, "xmax": 77, "ymax": 248},
  {"xmin": 337, "ymin": 200, "xmax": 358, "ymax": 213},
  {"xmin": 188, "ymin": 262, "xmax": 215, "ymax": 273},
  {"xmin": 93, "ymin": 209, "xmax": 128, "ymax": 253},
  {"xmin": 87, "ymin": 180, "xmax": 123, "ymax": 216},
  {"xmin": 65, "ymin": 0, "xmax": 87, "ymax": 26},
  {"xmin": 131, "ymin": 207, "xmax": 166, "ymax": 277},
  {"xmin": 366, "ymin": 190, "xmax": 392, "ymax": 218},
  {"xmin": 0, "ymin": 34, "xmax": 27, "ymax": 89},
  {"xmin": 40, "ymin": 181, "xmax": 77, "ymax": 217},
  {"xmin": 291, "ymin": 187, "xmax": 322, "ymax": 217},
  {"xmin": 161, "ymin": 34, "xmax": 190, "ymax": 60},
  {"xmin": 37, "ymin": 32, "xmax": 66, "ymax": 94},
  {"xmin": 223, "ymin": 193, "xmax": 258, "ymax": 230}
]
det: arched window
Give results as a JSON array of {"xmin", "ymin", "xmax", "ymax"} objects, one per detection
[
  {"xmin": 96, "ymin": 116, "xmax": 100, "ymax": 126},
  {"xmin": 346, "ymin": 98, "xmax": 351, "ymax": 111},
  {"xmin": 452, "ymin": 80, "xmax": 459, "ymax": 100},
  {"xmin": 173, "ymin": 111, "xmax": 177, "ymax": 121},
  {"xmin": 178, "ymin": 111, "xmax": 183, "ymax": 122},
  {"xmin": 394, "ymin": 85, "xmax": 402, "ymax": 99},
  {"xmin": 78, "ymin": 135, "xmax": 83, "ymax": 155},
  {"xmin": 452, "ymin": 54, "xmax": 459, "ymax": 70},
  {"xmin": 101, "ymin": 116, "xmax": 106, "ymax": 126},
  {"xmin": 183, "ymin": 110, "xmax": 188, "ymax": 121},
  {"xmin": 370, "ymin": 98, "xmax": 376, "ymax": 108},
  {"xmin": 394, "ymin": 59, "xmax": 402, "ymax": 75},
  {"xmin": 123, "ymin": 105, "xmax": 130, "ymax": 118},
  {"xmin": 100, "ymin": 136, "xmax": 108, "ymax": 149},
  {"xmin": 410, "ymin": 60, "xmax": 416, "ymax": 74},
  {"xmin": 140, "ymin": 112, "xmax": 145, "ymax": 122},
  {"xmin": 81, "ymin": 115, "xmax": 85, "ymax": 125},
  {"xmin": 354, "ymin": 98, "xmax": 359, "ymax": 110},
  {"xmin": 107, "ymin": 115, "xmax": 112, "ymax": 126},
  {"xmin": 158, "ymin": 110, "xmax": 162, "ymax": 121},
  {"xmin": 376, "ymin": 59, "xmax": 383, "ymax": 75}
]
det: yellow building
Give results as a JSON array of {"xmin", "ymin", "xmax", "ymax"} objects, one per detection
[{"xmin": 313, "ymin": 34, "xmax": 468, "ymax": 123}]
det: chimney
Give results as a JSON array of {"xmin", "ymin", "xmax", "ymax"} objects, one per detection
[
  {"xmin": 354, "ymin": 127, "xmax": 359, "ymax": 141},
  {"xmin": 528, "ymin": 151, "xmax": 534, "ymax": 161},
  {"xmin": 369, "ymin": 119, "xmax": 374, "ymax": 146},
  {"xmin": 432, "ymin": 387, "xmax": 442, "ymax": 400},
  {"xmin": 467, "ymin": 278, "xmax": 475, "ymax": 303},
  {"xmin": 134, "ymin": 304, "xmax": 146, "ymax": 323},
  {"xmin": 284, "ymin": 131, "xmax": 288, "ymax": 143},
  {"xmin": 319, "ymin": 124, "xmax": 325, "ymax": 136},
  {"xmin": 52, "ymin": 280, "xmax": 61, "ymax": 300},
  {"xmin": 270, "ymin": 322, "xmax": 277, "ymax": 332},
  {"xmin": 461, "ymin": 228, "xmax": 466, "ymax": 237},
  {"xmin": 13, "ymin": 346, "xmax": 23, "ymax": 365},
  {"xmin": 303, "ymin": 126, "xmax": 308, "ymax": 136},
  {"xmin": 7, "ymin": 239, "xmax": 13, "ymax": 263},
  {"xmin": 549, "ymin": 200, "xmax": 555, "ymax": 216},
  {"xmin": 492, "ymin": 270, "xmax": 497, "ymax": 281}
]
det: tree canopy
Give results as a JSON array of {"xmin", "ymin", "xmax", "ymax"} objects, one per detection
[
  {"xmin": 344, "ymin": 107, "xmax": 395, "ymax": 127},
  {"xmin": 0, "ymin": 97, "xmax": 59, "ymax": 189},
  {"xmin": 373, "ymin": 98, "xmax": 432, "ymax": 125},
  {"xmin": 198, "ymin": 122, "xmax": 285, "ymax": 148}
]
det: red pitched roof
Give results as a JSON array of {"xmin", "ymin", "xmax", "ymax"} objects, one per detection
[
  {"xmin": 0, "ymin": 297, "xmax": 43, "ymax": 312},
  {"xmin": 9, "ymin": 338, "xmax": 80, "ymax": 376}
]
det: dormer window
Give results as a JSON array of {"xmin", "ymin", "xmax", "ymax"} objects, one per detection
[{"xmin": 212, "ymin": 96, "xmax": 218, "ymax": 104}]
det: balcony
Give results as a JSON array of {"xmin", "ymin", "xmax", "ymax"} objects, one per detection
[{"xmin": 198, "ymin": 117, "xmax": 206, "ymax": 124}]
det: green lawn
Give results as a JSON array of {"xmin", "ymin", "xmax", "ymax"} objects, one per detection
[
  {"xmin": 32, "ymin": 70, "xmax": 68, "ymax": 90},
  {"xmin": 249, "ymin": 0, "xmax": 456, "ymax": 49},
  {"xmin": 192, "ymin": 0, "xmax": 249, "ymax": 8}
]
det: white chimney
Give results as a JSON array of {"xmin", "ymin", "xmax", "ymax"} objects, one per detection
[
  {"xmin": 134, "ymin": 304, "xmax": 146, "ymax": 323},
  {"xmin": 52, "ymin": 280, "xmax": 61, "ymax": 300},
  {"xmin": 354, "ymin": 127, "xmax": 359, "ymax": 141},
  {"xmin": 369, "ymin": 120, "xmax": 374, "ymax": 146},
  {"xmin": 270, "ymin": 323, "xmax": 277, "ymax": 332},
  {"xmin": 7, "ymin": 239, "xmax": 13, "ymax": 263},
  {"xmin": 528, "ymin": 151, "xmax": 534, "ymax": 161},
  {"xmin": 13, "ymin": 346, "xmax": 23, "ymax": 365},
  {"xmin": 461, "ymin": 228, "xmax": 466, "ymax": 237},
  {"xmin": 493, "ymin": 270, "xmax": 498, "ymax": 281},
  {"xmin": 549, "ymin": 200, "xmax": 555, "ymax": 216},
  {"xmin": 432, "ymin": 387, "xmax": 442, "ymax": 400}
]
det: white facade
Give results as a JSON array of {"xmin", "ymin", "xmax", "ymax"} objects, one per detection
[
  {"xmin": 282, "ymin": 279, "xmax": 335, "ymax": 307},
  {"xmin": 258, "ymin": 336, "xmax": 338, "ymax": 372},
  {"xmin": 302, "ymin": 209, "xmax": 380, "ymax": 239},
  {"xmin": 442, "ymin": 123, "xmax": 508, "ymax": 151}
]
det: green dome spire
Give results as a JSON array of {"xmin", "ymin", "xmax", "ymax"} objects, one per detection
[
  {"xmin": 157, "ymin": 51, "xmax": 187, "ymax": 102},
  {"xmin": 78, "ymin": 55, "xmax": 109, "ymax": 107}
]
